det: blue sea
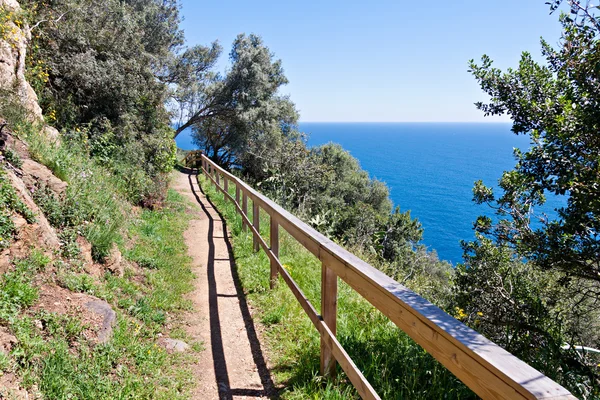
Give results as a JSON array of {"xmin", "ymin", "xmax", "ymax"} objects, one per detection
[{"xmin": 176, "ymin": 123, "xmax": 563, "ymax": 264}]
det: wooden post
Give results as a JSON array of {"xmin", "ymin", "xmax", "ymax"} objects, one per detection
[
  {"xmin": 216, "ymin": 170, "xmax": 220, "ymax": 187},
  {"xmin": 320, "ymin": 264, "xmax": 338, "ymax": 378},
  {"xmin": 253, "ymin": 202, "xmax": 260, "ymax": 252},
  {"xmin": 269, "ymin": 217, "xmax": 279, "ymax": 288},
  {"xmin": 223, "ymin": 177, "xmax": 229, "ymax": 200},
  {"xmin": 236, "ymin": 185, "xmax": 240, "ymax": 205},
  {"xmin": 242, "ymin": 192, "xmax": 248, "ymax": 231}
]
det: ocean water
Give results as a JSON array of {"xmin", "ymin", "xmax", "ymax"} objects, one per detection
[{"xmin": 176, "ymin": 122, "xmax": 561, "ymax": 264}]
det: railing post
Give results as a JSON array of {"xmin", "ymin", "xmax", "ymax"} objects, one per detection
[
  {"xmin": 224, "ymin": 176, "xmax": 229, "ymax": 200},
  {"xmin": 269, "ymin": 217, "xmax": 279, "ymax": 288},
  {"xmin": 320, "ymin": 264, "xmax": 338, "ymax": 378},
  {"xmin": 216, "ymin": 170, "xmax": 220, "ymax": 187},
  {"xmin": 242, "ymin": 193, "xmax": 248, "ymax": 232},
  {"xmin": 253, "ymin": 201, "xmax": 260, "ymax": 252},
  {"xmin": 236, "ymin": 184, "xmax": 240, "ymax": 205}
]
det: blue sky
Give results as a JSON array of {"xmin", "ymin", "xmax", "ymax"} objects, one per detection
[{"xmin": 179, "ymin": 1, "xmax": 564, "ymax": 122}]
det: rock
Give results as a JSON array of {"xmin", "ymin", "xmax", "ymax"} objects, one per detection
[
  {"xmin": 5, "ymin": 169, "xmax": 61, "ymax": 250},
  {"xmin": 12, "ymin": 214, "xmax": 27, "ymax": 230},
  {"xmin": 106, "ymin": 245, "xmax": 124, "ymax": 276},
  {"xmin": 158, "ymin": 338, "xmax": 190, "ymax": 354},
  {"xmin": 0, "ymin": 372, "xmax": 33, "ymax": 400},
  {"xmin": 83, "ymin": 300, "xmax": 116, "ymax": 344},
  {"xmin": 76, "ymin": 236, "xmax": 94, "ymax": 265},
  {"xmin": 21, "ymin": 158, "xmax": 68, "ymax": 195},
  {"xmin": 0, "ymin": 326, "xmax": 17, "ymax": 355},
  {"xmin": 41, "ymin": 125, "xmax": 60, "ymax": 143},
  {"xmin": 0, "ymin": 0, "xmax": 43, "ymax": 122}
]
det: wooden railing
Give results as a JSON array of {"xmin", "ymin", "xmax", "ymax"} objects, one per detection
[
  {"xmin": 197, "ymin": 154, "xmax": 576, "ymax": 400},
  {"xmin": 182, "ymin": 150, "xmax": 203, "ymax": 168}
]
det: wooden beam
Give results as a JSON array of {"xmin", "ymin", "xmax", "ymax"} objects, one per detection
[
  {"xmin": 242, "ymin": 192, "xmax": 248, "ymax": 232},
  {"xmin": 269, "ymin": 217, "xmax": 279, "ymax": 289},
  {"xmin": 320, "ymin": 264, "xmax": 337, "ymax": 378},
  {"xmin": 253, "ymin": 202, "xmax": 260, "ymax": 252}
]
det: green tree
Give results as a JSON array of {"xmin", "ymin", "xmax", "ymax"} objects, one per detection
[
  {"xmin": 458, "ymin": 1, "xmax": 600, "ymax": 395},
  {"xmin": 468, "ymin": 0, "xmax": 600, "ymax": 283},
  {"xmin": 22, "ymin": 0, "xmax": 183, "ymax": 204},
  {"xmin": 176, "ymin": 34, "xmax": 297, "ymax": 146}
]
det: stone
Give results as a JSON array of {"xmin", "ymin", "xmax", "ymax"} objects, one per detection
[
  {"xmin": 106, "ymin": 245, "xmax": 124, "ymax": 276},
  {"xmin": 0, "ymin": 326, "xmax": 17, "ymax": 355},
  {"xmin": 21, "ymin": 158, "xmax": 68, "ymax": 195},
  {"xmin": 83, "ymin": 300, "xmax": 116, "ymax": 344},
  {"xmin": 158, "ymin": 338, "xmax": 190, "ymax": 353},
  {"xmin": 0, "ymin": 0, "xmax": 43, "ymax": 122}
]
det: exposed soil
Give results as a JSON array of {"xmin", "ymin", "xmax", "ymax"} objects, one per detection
[{"xmin": 173, "ymin": 169, "xmax": 278, "ymax": 400}]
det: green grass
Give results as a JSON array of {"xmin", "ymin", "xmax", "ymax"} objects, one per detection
[
  {"xmin": 0, "ymin": 118, "xmax": 200, "ymax": 397},
  {"xmin": 200, "ymin": 174, "xmax": 477, "ymax": 399},
  {"xmin": 0, "ymin": 189, "xmax": 198, "ymax": 399}
]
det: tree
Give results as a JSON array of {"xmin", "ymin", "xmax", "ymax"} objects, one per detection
[
  {"xmin": 469, "ymin": 0, "xmax": 600, "ymax": 285},
  {"xmin": 174, "ymin": 34, "xmax": 295, "ymax": 140},
  {"xmin": 23, "ymin": 0, "xmax": 183, "ymax": 203},
  {"xmin": 459, "ymin": 1, "xmax": 600, "ymax": 395}
]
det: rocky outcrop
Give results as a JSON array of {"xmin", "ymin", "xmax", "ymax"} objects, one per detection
[{"xmin": 0, "ymin": 0, "xmax": 43, "ymax": 121}]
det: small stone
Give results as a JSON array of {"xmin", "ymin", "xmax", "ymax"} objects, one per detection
[
  {"xmin": 83, "ymin": 300, "xmax": 116, "ymax": 344},
  {"xmin": 158, "ymin": 338, "xmax": 190, "ymax": 353}
]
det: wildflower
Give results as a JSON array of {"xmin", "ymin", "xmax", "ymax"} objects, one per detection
[{"xmin": 476, "ymin": 311, "xmax": 483, "ymax": 317}]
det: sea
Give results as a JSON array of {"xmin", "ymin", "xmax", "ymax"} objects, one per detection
[{"xmin": 176, "ymin": 122, "xmax": 563, "ymax": 264}]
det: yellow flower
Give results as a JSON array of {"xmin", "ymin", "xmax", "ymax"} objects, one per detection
[{"xmin": 477, "ymin": 311, "xmax": 483, "ymax": 317}]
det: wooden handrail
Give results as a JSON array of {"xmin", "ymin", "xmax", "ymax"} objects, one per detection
[
  {"xmin": 183, "ymin": 150, "xmax": 203, "ymax": 168},
  {"xmin": 199, "ymin": 154, "xmax": 576, "ymax": 400}
]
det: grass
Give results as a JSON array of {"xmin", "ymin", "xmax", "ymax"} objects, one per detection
[
  {"xmin": 199, "ymin": 174, "xmax": 477, "ymax": 399},
  {"xmin": 0, "ymin": 187, "xmax": 199, "ymax": 399},
  {"xmin": 0, "ymin": 113, "xmax": 200, "ymax": 397}
]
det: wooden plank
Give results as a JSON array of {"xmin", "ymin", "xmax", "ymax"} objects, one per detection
[
  {"xmin": 223, "ymin": 176, "xmax": 229, "ymax": 200},
  {"xmin": 321, "ymin": 264, "xmax": 338, "ymax": 378},
  {"xmin": 236, "ymin": 184, "xmax": 240, "ymax": 205},
  {"xmin": 200, "ymin": 154, "xmax": 576, "ymax": 400},
  {"xmin": 319, "ymin": 322, "xmax": 380, "ymax": 400},
  {"xmin": 269, "ymin": 217, "xmax": 279, "ymax": 289},
  {"xmin": 253, "ymin": 202, "xmax": 260, "ymax": 252},
  {"xmin": 242, "ymin": 192, "xmax": 248, "ymax": 232},
  {"xmin": 319, "ymin": 248, "xmax": 573, "ymax": 400}
]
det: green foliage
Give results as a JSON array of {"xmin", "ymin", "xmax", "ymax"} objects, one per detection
[
  {"xmin": 21, "ymin": 0, "xmax": 179, "ymax": 205},
  {"xmin": 468, "ymin": 2, "xmax": 600, "ymax": 283},
  {"xmin": 121, "ymin": 189, "xmax": 194, "ymax": 331},
  {"xmin": 183, "ymin": 34, "xmax": 299, "ymax": 168},
  {"xmin": 3, "ymin": 148, "xmax": 22, "ymax": 168},
  {"xmin": 462, "ymin": 2, "xmax": 600, "ymax": 396},
  {"xmin": 455, "ymin": 236, "xmax": 600, "ymax": 397},
  {"xmin": 239, "ymin": 137, "xmax": 453, "ymax": 305},
  {"xmin": 0, "ymin": 190, "xmax": 197, "ymax": 398},
  {"xmin": 0, "ymin": 252, "xmax": 49, "ymax": 318},
  {"xmin": 23, "ymin": 126, "xmax": 127, "ymax": 261}
]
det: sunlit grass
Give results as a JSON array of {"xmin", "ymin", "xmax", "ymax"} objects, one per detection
[{"xmin": 199, "ymin": 174, "xmax": 476, "ymax": 399}]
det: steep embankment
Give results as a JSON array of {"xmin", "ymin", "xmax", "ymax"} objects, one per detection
[{"xmin": 0, "ymin": 1, "xmax": 199, "ymax": 398}]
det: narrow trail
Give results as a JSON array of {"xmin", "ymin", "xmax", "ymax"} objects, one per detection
[{"xmin": 172, "ymin": 168, "xmax": 278, "ymax": 400}]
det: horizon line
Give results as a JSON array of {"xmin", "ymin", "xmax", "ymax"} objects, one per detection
[{"xmin": 298, "ymin": 120, "xmax": 512, "ymax": 124}]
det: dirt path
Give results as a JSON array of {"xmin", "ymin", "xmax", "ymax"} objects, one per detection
[{"xmin": 172, "ymin": 169, "xmax": 277, "ymax": 400}]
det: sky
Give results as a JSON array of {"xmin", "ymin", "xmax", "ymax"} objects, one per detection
[{"xmin": 179, "ymin": 1, "xmax": 564, "ymax": 122}]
